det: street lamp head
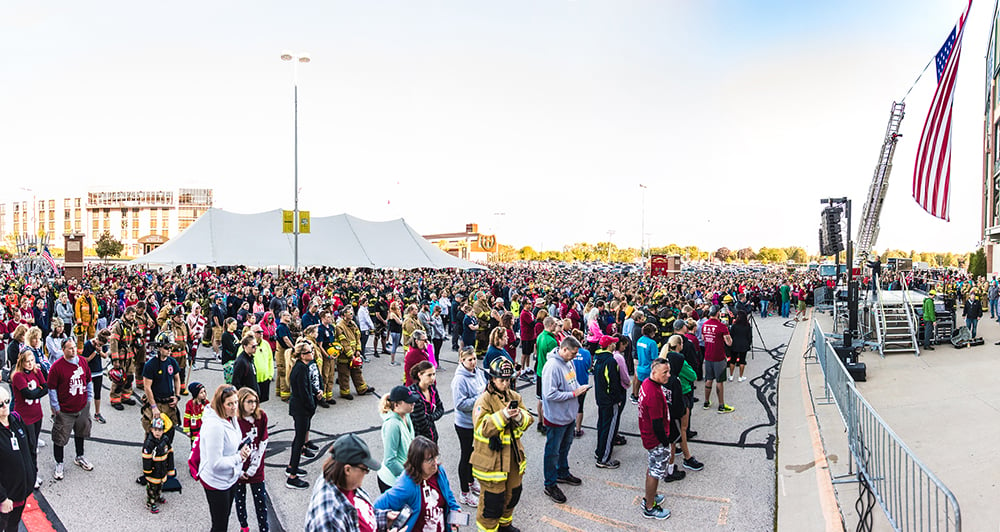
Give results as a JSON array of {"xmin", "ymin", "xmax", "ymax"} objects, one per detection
[
  {"xmin": 280, "ymin": 51, "xmax": 293, "ymax": 61},
  {"xmin": 298, "ymin": 53, "xmax": 311, "ymax": 63}
]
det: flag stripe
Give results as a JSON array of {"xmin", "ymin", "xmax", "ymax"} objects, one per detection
[{"xmin": 911, "ymin": 1, "xmax": 970, "ymax": 222}]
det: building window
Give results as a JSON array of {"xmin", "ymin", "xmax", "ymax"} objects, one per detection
[
  {"xmin": 93, "ymin": 218, "xmax": 99, "ymax": 232},
  {"xmin": 74, "ymin": 198, "xmax": 81, "ymax": 208},
  {"xmin": 48, "ymin": 200, "xmax": 55, "ymax": 209},
  {"xmin": 64, "ymin": 209, "xmax": 71, "ymax": 220},
  {"xmin": 132, "ymin": 229, "xmax": 139, "ymax": 239}
]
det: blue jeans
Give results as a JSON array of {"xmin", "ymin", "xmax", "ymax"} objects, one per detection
[
  {"xmin": 966, "ymin": 318, "xmax": 978, "ymax": 338},
  {"xmin": 759, "ymin": 300, "xmax": 769, "ymax": 317},
  {"xmin": 781, "ymin": 301, "xmax": 790, "ymax": 318},
  {"xmin": 389, "ymin": 332, "xmax": 402, "ymax": 355},
  {"xmin": 990, "ymin": 298, "xmax": 998, "ymax": 319},
  {"xmin": 543, "ymin": 422, "xmax": 575, "ymax": 486}
]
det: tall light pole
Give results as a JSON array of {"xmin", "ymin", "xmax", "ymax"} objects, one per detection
[
  {"xmin": 281, "ymin": 50, "xmax": 311, "ymax": 271},
  {"xmin": 606, "ymin": 229, "xmax": 616, "ymax": 262},
  {"xmin": 639, "ymin": 184, "xmax": 647, "ymax": 260}
]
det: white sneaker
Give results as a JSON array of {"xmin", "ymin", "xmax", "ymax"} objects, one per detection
[
  {"xmin": 38, "ymin": 438, "xmax": 47, "ymax": 448},
  {"xmin": 53, "ymin": 463, "xmax": 64, "ymax": 480},
  {"xmin": 738, "ymin": 376, "xmax": 747, "ymax": 382},
  {"xmin": 34, "ymin": 478, "xmax": 42, "ymax": 489},
  {"xmin": 727, "ymin": 375, "xmax": 734, "ymax": 382},
  {"xmin": 74, "ymin": 455, "xmax": 94, "ymax": 471},
  {"xmin": 460, "ymin": 492, "xmax": 479, "ymax": 507}
]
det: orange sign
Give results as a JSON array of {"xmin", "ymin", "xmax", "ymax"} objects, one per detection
[{"xmin": 474, "ymin": 234, "xmax": 497, "ymax": 252}]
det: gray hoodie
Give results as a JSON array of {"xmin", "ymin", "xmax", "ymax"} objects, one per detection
[
  {"xmin": 451, "ymin": 364, "xmax": 487, "ymax": 429},
  {"xmin": 541, "ymin": 348, "xmax": 580, "ymax": 426}
]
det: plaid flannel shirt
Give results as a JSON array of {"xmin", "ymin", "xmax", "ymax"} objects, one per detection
[{"xmin": 304, "ymin": 480, "xmax": 389, "ymax": 532}]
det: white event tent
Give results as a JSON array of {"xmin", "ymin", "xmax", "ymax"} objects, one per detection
[{"xmin": 131, "ymin": 208, "xmax": 485, "ymax": 270}]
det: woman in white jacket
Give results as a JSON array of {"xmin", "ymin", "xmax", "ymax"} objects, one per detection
[{"xmin": 199, "ymin": 384, "xmax": 251, "ymax": 532}]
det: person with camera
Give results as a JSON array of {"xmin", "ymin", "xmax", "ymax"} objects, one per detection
[
  {"xmin": 375, "ymin": 436, "xmax": 463, "ymax": 531},
  {"xmin": 469, "ymin": 357, "xmax": 533, "ymax": 532},
  {"xmin": 541, "ymin": 335, "xmax": 588, "ymax": 504}
]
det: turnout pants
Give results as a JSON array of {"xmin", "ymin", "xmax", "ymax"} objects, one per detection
[
  {"xmin": 337, "ymin": 360, "xmax": 370, "ymax": 396},
  {"xmin": 142, "ymin": 400, "xmax": 180, "ymax": 443},
  {"xmin": 476, "ymin": 469, "xmax": 523, "ymax": 532},
  {"xmin": 110, "ymin": 354, "xmax": 136, "ymax": 405},
  {"xmin": 171, "ymin": 353, "xmax": 187, "ymax": 393},
  {"xmin": 321, "ymin": 357, "xmax": 338, "ymax": 400}
]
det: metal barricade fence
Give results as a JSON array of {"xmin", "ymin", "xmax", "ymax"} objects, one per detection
[{"xmin": 810, "ymin": 321, "xmax": 961, "ymax": 531}]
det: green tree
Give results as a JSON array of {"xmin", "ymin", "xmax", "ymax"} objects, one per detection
[
  {"xmin": 518, "ymin": 246, "xmax": 538, "ymax": 261},
  {"xmin": 969, "ymin": 248, "xmax": 986, "ymax": 278},
  {"xmin": 756, "ymin": 247, "xmax": 788, "ymax": 264},
  {"xmin": 785, "ymin": 246, "xmax": 808, "ymax": 264},
  {"xmin": 736, "ymin": 247, "xmax": 755, "ymax": 261},
  {"xmin": 714, "ymin": 247, "xmax": 732, "ymax": 262},
  {"xmin": 95, "ymin": 231, "xmax": 124, "ymax": 261}
]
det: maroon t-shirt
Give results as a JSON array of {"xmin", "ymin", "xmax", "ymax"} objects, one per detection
[
  {"xmin": 414, "ymin": 474, "xmax": 447, "ymax": 532},
  {"xmin": 701, "ymin": 318, "xmax": 730, "ymax": 363},
  {"xmin": 638, "ymin": 377, "xmax": 669, "ymax": 450},
  {"xmin": 47, "ymin": 356, "xmax": 92, "ymax": 413},
  {"xmin": 12, "ymin": 369, "xmax": 46, "ymax": 424}
]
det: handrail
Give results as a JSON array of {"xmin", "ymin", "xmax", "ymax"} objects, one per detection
[
  {"xmin": 900, "ymin": 276, "xmax": 920, "ymax": 356},
  {"xmin": 874, "ymin": 273, "xmax": 887, "ymax": 357}
]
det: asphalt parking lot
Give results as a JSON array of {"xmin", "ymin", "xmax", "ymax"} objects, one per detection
[{"xmin": 26, "ymin": 315, "xmax": 799, "ymax": 531}]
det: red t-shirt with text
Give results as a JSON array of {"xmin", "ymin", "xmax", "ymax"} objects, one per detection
[{"xmin": 702, "ymin": 318, "xmax": 729, "ymax": 363}]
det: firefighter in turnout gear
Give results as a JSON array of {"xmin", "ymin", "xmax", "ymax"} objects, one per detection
[
  {"xmin": 109, "ymin": 306, "xmax": 140, "ymax": 410},
  {"xmin": 316, "ymin": 313, "xmax": 339, "ymax": 402},
  {"xmin": 166, "ymin": 306, "xmax": 191, "ymax": 395},
  {"xmin": 74, "ymin": 286, "xmax": 100, "ymax": 350},
  {"xmin": 133, "ymin": 301, "xmax": 152, "ymax": 389},
  {"xmin": 470, "ymin": 357, "xmax": 534, "ymax": 532},
  {"xmin": 335, "ymin": 306, "xmax": 372, "ymax": 399},
  {"xmin": 141, "ymin": 331, "xmax": 182, "ymax": 443}
]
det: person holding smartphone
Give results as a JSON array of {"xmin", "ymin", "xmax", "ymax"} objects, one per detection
[
  {"xmin": 375, "ymin": 436, "xmax": 463, "ymax": 531},
  {"xmin": 540, "ymin": 336, "xmax": 588, "ymax": 504}
]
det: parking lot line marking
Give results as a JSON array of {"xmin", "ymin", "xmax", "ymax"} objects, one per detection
[
  {"xmin": 717, "ymin": 504, "xmax": 729, "ymax": 525},
  {"xmin": 539, "ymin": 516, "xmax": 587, "ymax": 532},
  {"xmin": 554, "ymin": 503, "xmax": 658, "ymax": 532}
]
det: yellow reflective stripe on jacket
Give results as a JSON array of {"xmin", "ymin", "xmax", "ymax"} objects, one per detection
[
  {"xmin": 471, "ymin": 467, "xmax": 508, "ymax": 482},
  {"xmin": 518, "ymin": 459, "xmax": 527, "ymax": 474},
  {"xmin": 473, "ymin": 432, "xmax": 511, "ymax": 445}
]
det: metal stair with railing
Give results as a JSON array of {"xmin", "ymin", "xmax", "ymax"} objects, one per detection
[{"xmin": 868, "ymin": 274, "xmax": 921, "ymax": 356}]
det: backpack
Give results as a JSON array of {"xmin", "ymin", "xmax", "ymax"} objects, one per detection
[
  {"xmin": 222, "ymin": 360, "xmax": 235, "ymax": 384},
  {"xmin": 188, "ymin": 434, "xmax": 201, "ymax": 480}
]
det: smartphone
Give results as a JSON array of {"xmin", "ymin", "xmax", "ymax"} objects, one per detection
[
  {"xmin": 448, "ymin": 511, "xmax": 471, "ymax": 526},
  {"xmin": 238, "ymin": 435, "xmax": 253, "ymax": 451},
  {"xmin": 395, "ymin": 505, "xmax": 413, "ymax": 527},
  {"xmin": 508, "ymin": 400, "xmax": 519, "ymax": 410}
]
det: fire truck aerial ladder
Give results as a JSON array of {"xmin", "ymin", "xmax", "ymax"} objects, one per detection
[{"xmin": 855, "ymin": 102, "xmax": 906, "ymax": 262}]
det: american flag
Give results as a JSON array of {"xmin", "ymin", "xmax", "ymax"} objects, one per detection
[
  {"xmin": 912, "ymin": 0, "xmax": 972, "ymax": 221},
  {"xmin": 41, "ymin": 245, "xmax": 57, "ymax": 271}
]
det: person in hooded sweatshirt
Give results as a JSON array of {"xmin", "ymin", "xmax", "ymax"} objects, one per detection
[
  {"xmin": 450, "ymin": 347, "xmax": 487, "ymax": 507},
  {"xmin": 540, "ymin": 336, "xmax": 589, "ymax": 504},
  {"xmin": 592, "ymin": 335, "xmax": 626, "ymax": 469}
]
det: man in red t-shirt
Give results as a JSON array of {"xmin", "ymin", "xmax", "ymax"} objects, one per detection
[
  {"xmin": 700, "ymin": 306, "xmax": 735, "ymax": 414},
  {"xmin": 47, "ymin": 340, "xmax": 95, "ymax": 481},
  {"xmin": 636, "ymin": 358, "xmax": 675, "ymax": 520}
]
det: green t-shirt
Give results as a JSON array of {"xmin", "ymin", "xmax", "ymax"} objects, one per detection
[{"xmin": 535, "ymin": 330, "xmax": 558, "ymax": 376}]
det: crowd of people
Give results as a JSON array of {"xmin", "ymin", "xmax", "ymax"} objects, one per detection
[{"xmin": 0, "ymin": 261, "xmax": 833, "ymax": 531}]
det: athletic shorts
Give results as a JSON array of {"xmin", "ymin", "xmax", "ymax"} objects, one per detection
[
  {"xmin": 728, "ymin": 351, "xmax": 747, "ymax": 366},
  {"xmin": 704, "ymin": 360, "xmax": 728, "ymax": 383},
  {"xmin": 211, "ymin": 326, "xmax": 223, "ymax": 344},
  {"xmin": 577, "ymin": 390, "xmax": 588, "ymax": 414},
  {"xmin": 521, "ymin": 339, "xmax": 535, "ymax": 357},
  {"xmin": 52, "ymin": 403, "xmax": 92, "ymax": 447},
  {"xmin": 647, "ymin": 445, "xmax": 672, "ymax": 480}
]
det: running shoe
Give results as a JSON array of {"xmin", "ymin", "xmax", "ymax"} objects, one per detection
[
  {"xmin": 702, "ymin": 401, "xmax": 711, "ymax": 410},
  {"xmin": 301, "ymin": 448, "xmax": 317, "ymax": 458},
  {"xmin": 37, "ymin": 438, "xmax": 46, "ymax": 448},
  {"xmin": 94, "ymin": 413, "xmax": 107, "ymax": 424},
  {"xmin": 683, "ymin": 456, "xmax": 705, "ymax": 471},
  {"xmin": 74, "ymin": 455, "xmax": 94, "ymax": 471},
  {"xmin": 304, "ymin": 441, "xmax": 319, "ymax": 451},
  {"xmin": 53, "ymin": 463, "xmax": 64, "ymax": 481},
  {"xmin": 544, "ymin": 484, "xmax": 567, "ymax": 504},
  {"xmin": 285, "ymin": 467, "xmax": 308, "ymax": 477},
  {"xmin": 717, "ymin": 404, "xmax": 735, "ymax": 414},
  {"xmin": 642, "ymin": 494, "xmax": 665, "ymax": 507},
  {"xmin": 595, "ymin": 459, "xmax": 620, "ymax": 469},
  {"xmin": 641, "ymin": 504, "xmax": 671, "ymax": 520},
  {"xmin": 285, "ymin": 477, "xmax": 310, "ymax": 490},
  {"xmin": 738, "ymin": 376, "xmax": 747, "ymax": 382},
  {"xmin": 459, "ymin": 492, "xmax": 479, "ymax": 508},
  {"xmin": 556, "ymin": 473, "xmax": 581, "ymax": 486}
]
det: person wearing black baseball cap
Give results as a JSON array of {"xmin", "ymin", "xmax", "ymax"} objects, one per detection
[{"xmin": 305, "ymin": 433, "xmax": 398, "ymax": 532}]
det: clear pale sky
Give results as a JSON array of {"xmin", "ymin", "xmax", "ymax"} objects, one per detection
[{"xmin": 0, "ymin": 0, "xmax": 989, "ymax": 254}]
